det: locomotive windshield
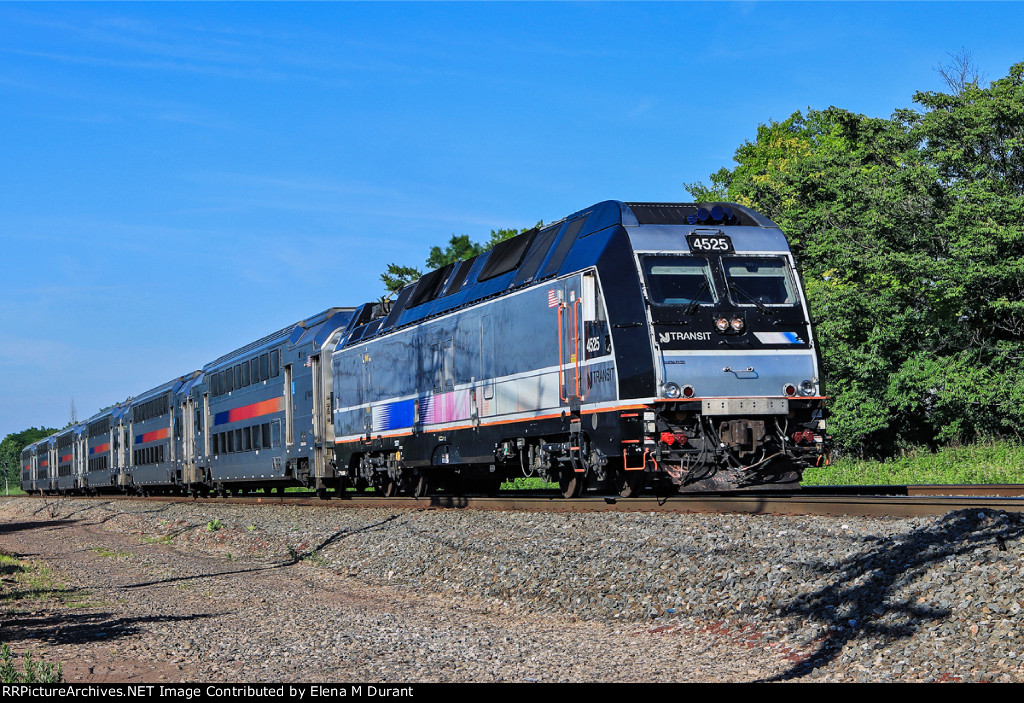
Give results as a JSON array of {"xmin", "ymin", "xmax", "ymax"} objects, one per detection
[
  {"xmin": 722, "ymin": 256, "xmax": 797, "ymax": 306},
  {"xmin": 642, "ymin": 256, "xmax": 716, "ymax": 306}
]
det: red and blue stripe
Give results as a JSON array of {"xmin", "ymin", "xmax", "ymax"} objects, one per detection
[
  {"xmin": 213, "ymin": 397, "xmax": 283, "ymax": 427},
  {"xmin": 134, "ymin": 428, "xmax": 170, "ymax": 445}
]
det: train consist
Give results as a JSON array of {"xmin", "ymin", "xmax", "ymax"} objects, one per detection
[{"xmin": 21, "ymin": 200, "xmax": 829, "ymax": 498}]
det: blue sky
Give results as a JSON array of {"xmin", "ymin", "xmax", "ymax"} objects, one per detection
[{"xmin": 2, "ymin": 1, "xmax": 1023, "ymax": 440}]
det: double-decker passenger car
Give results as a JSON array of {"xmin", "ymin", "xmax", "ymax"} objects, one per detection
[
  {"xmin": 84, "ymin": 406, "xmax": 120, "ymax": 491},
  {"xmin": 21, "ymin": 435, "xmax": 55, "ymax": 494},
  {"xmin": 196, "ymin": 307, "xmax": 354, "ymax": 496}
]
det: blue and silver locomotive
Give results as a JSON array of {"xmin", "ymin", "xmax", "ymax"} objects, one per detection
[{"xmin": 330, "ymin": 200, "xmax": 828, "ymax": 497}]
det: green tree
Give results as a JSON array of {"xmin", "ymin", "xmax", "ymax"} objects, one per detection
[
  {"xmin": 909, "ymin": 62, "xmax": 1024, "ymax": 442},
  {"xmin": 380, "ymin": 264, "xmax": 424, "ymax": 294},
  {"xmin": 687, "ymin": 61, "xmax": 1024, "ymax": 456},
  {"xmin": 381, "ymin": 225, "xmax": 539, "ymax": 293}
]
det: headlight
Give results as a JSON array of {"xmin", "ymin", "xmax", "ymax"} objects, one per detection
[
  {"xmin": 714, "ymin": 317, "xmax": 730, "ymax": 332},
  {"xmin": 663, "ymin": 383, "xmax": 681, "ymax": 399},
  {"xmin": 730, "ymin": 317, "xmax": 745, "ymax": 332},
  {"xmin": 799, "ymin": 379, "xmax": 816, "ymax": 396}
]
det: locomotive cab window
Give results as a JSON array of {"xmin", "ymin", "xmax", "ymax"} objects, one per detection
[
  {"xmin": 722, "ymin": 256, "xmax": 797, "ymax": 306},
  {"xmin": 642, "ymin": 256, "xmax": 717, "ymax": 306}
]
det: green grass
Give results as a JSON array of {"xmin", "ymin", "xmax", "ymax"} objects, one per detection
[
  {"xmin": 0, "ymin": 552, "xmax": 58, "ymax": 596},
  {"xmin": 144, "ymin": 535, "xmax": 174, "ymax": 545},
  {"xmin": 0, "ymin": 551, "xmax": 93, "ymax": 610},
  {"xmin": 803, "ymin": 439, "xmax": 1024, "ymax": 486},
  {"xmin": 500, "ymin": 477, "xmax": 558, "ymax": 490}
]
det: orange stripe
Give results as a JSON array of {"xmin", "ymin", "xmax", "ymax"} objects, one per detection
[{"xmin": 334, "ymin": 403, "xmax": 659, "ymax": 444}]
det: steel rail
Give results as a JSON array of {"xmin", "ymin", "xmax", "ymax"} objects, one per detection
[{"xmin": 14, "ymin": 486, "xmax": 1024, "ymax": 518}]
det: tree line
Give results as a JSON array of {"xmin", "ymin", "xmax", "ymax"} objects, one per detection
[{"xmin": 686, "ymin": 59, "xmax": 1024, "ymax": 457}]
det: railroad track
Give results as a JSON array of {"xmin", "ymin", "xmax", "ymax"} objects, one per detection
[{"xmin": 16, "ymin": 484, "xmax": 1024, "ymax": 518}]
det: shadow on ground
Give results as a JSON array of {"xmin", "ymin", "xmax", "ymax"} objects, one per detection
[{"xmin": 760, "ymin": 508, "xmax": 1024, "ymax": 681}]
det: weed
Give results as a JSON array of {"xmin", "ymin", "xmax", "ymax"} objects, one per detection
[
  {"xmin": 206, "ymin": 518, "xmax": 223, "ymax": 532},
  {"xmin": 0, "ymin": 643, "xmax": 63, "ymax": 683},
  {"xmin": 91, "ymin": 547, "xmax": 130, "ymax": 559}
]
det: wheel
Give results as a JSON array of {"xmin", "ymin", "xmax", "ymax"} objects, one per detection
[
  {"xmin": 616, "ymin": 469, "xmax": 647, "ymax": 498},
  {"xmin": 376, "ymin": 474, "xmax": 400, "ymax": 497},
  {"xmin": 411, "ymin": 473, "xmax": 430, "ymax": 498},
  {"xmin": 559, "ymin": 469, "xmax": 584, "ymax": 499}
]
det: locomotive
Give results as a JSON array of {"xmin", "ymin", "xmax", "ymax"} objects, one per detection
[{"xmin": 20, "ymin": 200, "xmax": 828, "ymax": 498}]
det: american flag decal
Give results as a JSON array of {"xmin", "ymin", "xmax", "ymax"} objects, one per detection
[{"xmin": 548, "ymin": 289, "xmax": 559, "ymax": 308}]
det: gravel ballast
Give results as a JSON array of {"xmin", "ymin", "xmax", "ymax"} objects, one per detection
[{"xmin": 1, "ymin": 496, "xmax": 1022, "ymax": 682}]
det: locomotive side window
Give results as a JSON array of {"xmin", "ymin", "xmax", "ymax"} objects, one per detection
[
  {"xmin": 430, "ymin": 342, "xmax": 442, "ymax": 393},
  {"xmin": 642, "ymin": 256, "xmax": 717, "ymax": 306},
  {"xmin": 538, "ymin": 216, "xmax": 587, "ymax": 280},
  {"xmin": 443, "ymin": 339, "xmax": 454, "ymax": 391},
  {"xmin": 441, "ymin": 256, "xmax": 478, "ymax": 298},
  {"xmin": 513, "ymin": 224, "xmax": 562, "ymax": 286},
  {"xmin": 722, "ymin": 256, "xmax": 796, "ymax": 306}
]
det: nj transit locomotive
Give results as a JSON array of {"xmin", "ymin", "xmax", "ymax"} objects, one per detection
[{"xmin": 21, "ymin": 201, "xmax": 828, "ymax": 498}]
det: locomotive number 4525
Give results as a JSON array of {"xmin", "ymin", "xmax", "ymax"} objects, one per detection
[{"xmin": 686, "ymin": 232, "xmax": 734, "ymax": 253}]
